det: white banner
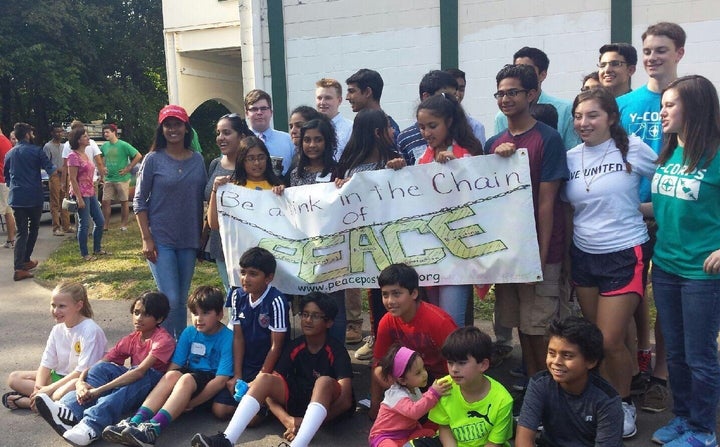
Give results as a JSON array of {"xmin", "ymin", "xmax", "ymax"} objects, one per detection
[{"xmin": 218, "ymin": 150, "xmax": 541, "ymax": 294}]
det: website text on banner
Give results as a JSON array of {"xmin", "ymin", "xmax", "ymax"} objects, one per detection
[{"xmin": 218, "ymin": 150, "xmax": 541, "ymax": 294}]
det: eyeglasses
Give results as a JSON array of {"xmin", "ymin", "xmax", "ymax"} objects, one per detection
[
  {"xmin": 597, "ymin": 60, "xmax": 628, "ymax": 69},
  {"xmin": 299, "ymin": 312, "xmax": 326, "ymax": 321},
  {"xmin": 245, "ymin": 155, "xmax": 267, "ymax": 163},
  {"xmin": 221, "ymin": 113, "xmax": 241, "ymax": 119},
  {"xmin": 493, "ymin": 89, "xmax": 528, "ymax": 99},
  {"xmin": 247, "ymin": 106, "xmax": 271, "ymax": 113}
]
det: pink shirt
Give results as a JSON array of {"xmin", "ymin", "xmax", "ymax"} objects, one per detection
[
  {"xmin": 105, "ymin": 326, "xmax": 176, "ymax": 372},
  {"xmin": 67, "ymin": 151, "xmax": 96, "ymax": 197}
]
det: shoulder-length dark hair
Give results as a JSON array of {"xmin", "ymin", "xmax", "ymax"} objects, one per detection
[
  {"xmin": 336, "ymin": 109, "xmax": 397, "ymax": 178},
  {"xmin": 573, "ymin": 87, "xmax": 633, "ymax": 173},
  {"xmin": 416, "ymin": 93, "xmax": 483, "ymax": 155},
  {"xmin": 232, "ymin": 136, "xmax": 282, "ymax": 186},
  {"xmin": 218, "ymin": 113, "xmax": 254, "ymax": 138},
  {"xmin": 297, "ymin": 118, "xmax": 337, "ymax": 178},
  {"xmin": 657, "ymin": 75, "xmax": 720, "ymax": 172},
  {"xmin": 149, "ymin": 121, "xmax": 193, "ymax": 152},
  {"xmin": 67, "ymin": 126, "xmax": 87, "ymax": 150}
]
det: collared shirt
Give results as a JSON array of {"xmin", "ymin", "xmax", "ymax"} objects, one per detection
[
  {"xmin": 331, "ymin": 113, "xmax": 353, "ymax": 161},
  {"xmin": 251, "ymin": 127, "xmax": 295, "ymax": 176}
]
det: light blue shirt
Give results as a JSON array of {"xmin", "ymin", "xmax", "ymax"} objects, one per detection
[
  {"xmin": 252, "ymin": 127, "xmax": 294, "ymax": 175},
  {"xmin": 494, "ymin": 91, "xmax": 580, "ymax": 150},
  {"xmin": 467, "ymin": 115, "xmax": 487, "ymax": 146}
]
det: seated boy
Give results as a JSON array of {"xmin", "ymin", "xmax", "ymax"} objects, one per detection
[
  {"xmin": 102, "ymin": 286, "xmax": 234, "ymax": 446},
  {"xmin": 217, "ymin": 246, "xmax": 290, "ymax": 419},
  {"xmin": 370, "ymin": 263, "xmax": 458, "ymax": 419},
  {"xmin": 191, "ymin": 291, "xmax": 354, "ymax": 447},
  {"xmin": 516, "ymin": 316, "xmax": 623, "ymax": 447},
  {"xmin": 408, "ymin": 326, "xmax": 514, "ymax": 447},
  {"xmin": 35, "ymin": 291, "xmax": 175, "ymax": 446}
]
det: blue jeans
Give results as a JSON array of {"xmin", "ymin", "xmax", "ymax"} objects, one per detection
[
  {"xmin": 60, "ymin": 362, "xmax": 162, "ymax": 434},
  {"xmin": 425, "ymin": 285, "xmax": 472, "ymax": 327},
  {"xmin": 76, "ymin": 195, "xmax": 104, "ymax": 257},
  {"xmin": 652, "ymin": 266, "xmax": 720, "ymax": 433},
  {"xmin": 327, "ymin": 290, "xmax": 347, "ymax": 344},
  {"xmin": 148, "ymin": 243, "xmax": 197, "ymax": 338},
  {"xmin": 216, "ymin": 259, "xmax": 230, "ymax": 295},
  {"xmin": 11, "ymin": 206, "xmax": 41, "ymax": 270}
]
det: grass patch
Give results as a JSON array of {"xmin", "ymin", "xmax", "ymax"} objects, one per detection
[{"xmin": 35, "ymin": 224, "xmax": 222, "ymax": 301}]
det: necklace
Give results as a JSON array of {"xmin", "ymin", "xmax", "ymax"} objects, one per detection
[{"xmin": 581, "ymin": 140, "xmax": 613, "ymax": 192}]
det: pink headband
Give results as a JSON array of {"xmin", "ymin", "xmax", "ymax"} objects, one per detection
[{"xmin": 393, "ymin": 347, "xmax": 416, "ymax": 379}]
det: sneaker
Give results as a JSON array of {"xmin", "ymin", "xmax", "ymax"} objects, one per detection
[
  {"xmin": 120, "ymin": 226, "xmax": 128, "ymax": 232},
  {"xmin": 512, "ymin": 377, "xmax": 528, "ymax": 392},
  {"xmin": 102, "ymin": 418, "xmax": 136, "ymax": 445},
  {"xmin": 190, "ymin": 432, "xmax": 232, "ymax": 447},
  {"xmin": 53, "ymin": 229, "xmax": 66, "ymax": 237},
  {"xmin": 35, "ymin": 393, "xmax": 78, "ymax": 436},
  {"xmin": 652, "ymin": 416, "xmax": 690, "ymax": 445},
  {"xmin": 121, "ymin": 421, "xmax": 160, "ymax": 447},
  {"xmin": 3, "ymin": 240, "xmax": 13, "ymax": 248},
  {"xmin": 509, "ymin": 366, "xmax": 527, "ymax": 379},
  {"xmin": 13, "ymin": 269, "xmax": 34, "ymax": 281},
  {"xmin": 490, "ymin": 343, "xmax": 513, "ymax": 368},
  {"xmin": 354, "ymin": 335, "xmax": 375, "ymax": 360},
  {"xmin": 65, "ymin": 227, "xmax": 76, "ymax": 233},
  {"xmin": 637, "ymin": 349, "xmax": 652, "ymax": 374},
  {"xmin": 641, "ymin": 382, "xmax": 670, "ymax": 413},
  {"xmin": 345, "ymin": 322, "xmax": 362, "ymax": 344},
  {"xmin": 622, "ymin": 401, "xmax": 637, "ymax": 438},
  {"xmin": 22, "ymin": 260, "xmax": 38, "ymax": 270},
  {"xmin": 63, "ymin": 421, "xmax": 99, "ymax": 446},
  {"xmin": 664, "ymin": 430, "xmax": 717, "ymax": 447},
  {"xmin": 631, "ymin": 372, "xmax": 650, "ymax": 396}
]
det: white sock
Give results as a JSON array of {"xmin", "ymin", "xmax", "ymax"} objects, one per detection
[
  {"xmin": 223, "ymin": 394, "xmax": 260, "ymax": 443},
  {"xmin": 290, "ymin": 402, "xmax": 327, "ymax": 447}
]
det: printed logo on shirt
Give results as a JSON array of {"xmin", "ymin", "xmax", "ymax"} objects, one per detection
[
  {"xmin": 74, "ymin": 341, "xmax": 82, "ymax": 354},
  {"xmin": 258, "ymin": 313, "xmax": 270, "ymax": 329},
  {"xmin": 585, "ymin": 415, "xmax": 593, "ymax": 422},
  {"xmin": 652, "ymin": 163, "xmax": 706, "ymax": 201},
  {"xmin": 627, "ymin": 112, "xmax": 662, "ymax": 142}
]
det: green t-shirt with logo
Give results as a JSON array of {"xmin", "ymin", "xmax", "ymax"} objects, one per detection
[
  {"xmin": 652, "ymin": 145, "xmax": 720, "ymax": 279},
  {"xmin": 101, "ymin": 139, "xmax": 139, "ymax": 182}
]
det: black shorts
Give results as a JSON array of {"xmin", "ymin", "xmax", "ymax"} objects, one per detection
[
  {"xmin": 280, "ymin": 374, "xmax": 355, "ymax": 419},
  {"xmin": 570, "ymin": 241, "xmax": 651, "ymax": 296},
  {"xmin": 177, "ymin": 368, "xmax": 237, "ymax": 407}
]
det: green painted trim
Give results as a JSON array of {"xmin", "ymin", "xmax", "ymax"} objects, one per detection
[
  {"xmin": 267, "ymin": 0, "xmax": 288, "ymax": 131},
  {"xmin": 440, "ymin": 0, "xmax": 458, "ymax": 69},
  {"xmin": 611, "ymin": 0, "xmax": 632, "ymax": 43}
]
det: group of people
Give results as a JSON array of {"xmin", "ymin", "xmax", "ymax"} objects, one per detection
[
  {"xmin": 1, "ymin": 120, "xmax": 142, "ymax": 280},
  {"xmin": 2, "ymin": 18, "xmax": 719, "ymax": 447}
]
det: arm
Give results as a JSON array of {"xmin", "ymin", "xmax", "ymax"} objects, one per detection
[
  {"xmin": 135, "ymin": 210, "xmax": 157, "ymax": 263},
  {"xmin": 119, "ymin": 152, "xmax": 142, "ymax": 176},
  {"xmin": 93, "ymin": 153, "xmax": 107, "ymax": 178},
  {"xmin": 207, "ymin": 176, "xmax": 231, "ymax": 230},
  {"xmin": 228, "ymin": 324, "xmax": 245, "ymax": 393},
  {"xmin": 77, "ymin": 355, "xmax": 160, "ymax": 404},
  {"xmin": 60, "ymin": 158, "xmax": 68, "ymax": 193},
  {"xmin": 639, "ymin": 202, "xmax": 653, "ymax": 218},
  {"xmin": 537, "ymin": 180, "xmax": 561, "ymax": 268},
  {"xmin": 260, "ymin": 331, "xmax": 286, "ymax": 374},
  {"xmin": 438, "ymin": 425, "xmax": 458, "ymax": 447},
  {"xmin": 515, "ymin": 427, "xmax": 537, "ymax": 447},
  {"xmin": 389, "ymin": 388, "xmax": 443, "ymax": 419},
  {"xmin": 67, "ymin": 165, "xmax": 85, "ymax": 208}
]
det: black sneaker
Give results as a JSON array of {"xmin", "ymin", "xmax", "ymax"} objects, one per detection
[
  {"xmin": 35, "ymin": 393, "xmax": 78, "ymax": 436},
  {"xmin": 122, "ymin": 421, "xmax": 159, "ymax": 447},
  {"xmin": 102, "ymin": 418, "xmax": 136, "ymax": 445},
  {"xmin": 191, "ymin": 432, "xmax": 232, "ymax": 447},
  {"xmin": 630, "ymin": 372, "xmax": 650, "ymax": 396}
]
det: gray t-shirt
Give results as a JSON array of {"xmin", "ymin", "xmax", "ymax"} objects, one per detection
[
  {"xmin": 204, "ymin": 157, "xmax": 234, "ymax": 261},
  {"xmin": 43, "ymin": 141, "xmax": 64, "ymax": 172},
  {"xmin": 518, "ymin": 370, "xmax": 623, "ymax": 447},
  {"xmin": 133, "ymin": 149, "xmax": 207, "ymax": 249}
]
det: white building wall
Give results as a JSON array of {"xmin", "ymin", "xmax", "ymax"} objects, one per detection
[{"xmin": 282, "ymin": 0, "xmax": 720, "ymax": 136}]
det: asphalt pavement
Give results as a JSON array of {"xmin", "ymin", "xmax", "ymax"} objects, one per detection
[{"xmin": 0, "ymin": 215, "xmax": 680, "ymax": 446}]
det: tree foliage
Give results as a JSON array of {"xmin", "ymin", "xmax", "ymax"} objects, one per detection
[{"xmin": 0, "ymin": 0, "xmax": 167, "ymax": 150}]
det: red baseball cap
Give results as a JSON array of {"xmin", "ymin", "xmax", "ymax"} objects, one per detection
[{"xmin": 158, "ymin": 105, "xmax": 190, "ymax": 124}]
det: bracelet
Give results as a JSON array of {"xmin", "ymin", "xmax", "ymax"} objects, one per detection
[{"xmin": 212, "ymin": 189, "xmax": 217, "ymax": 193}]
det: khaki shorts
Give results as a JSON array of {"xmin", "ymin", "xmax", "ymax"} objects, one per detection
[
  {"xmin": 102, "ymin": 180, "xmax": 130, "ymax": 202},
  {"xmin": 494, "ymin": 262, "xmax": 561, "ymax": 336},
  {"xmin": 0, "ymin": 184, "xmax": 11, "ymax": 214}
]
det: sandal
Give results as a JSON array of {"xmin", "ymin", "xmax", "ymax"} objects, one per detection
[
  {"xmin": 2, "ymin": 391, "xmax": 28, "ymax": 410},
  {"xmin": 94, "ymin": 250, "xmax": 112, "ymax": 256},
  {"xmin": 82, "ymin": 255, "xmax": 97, "ymax": 261}
]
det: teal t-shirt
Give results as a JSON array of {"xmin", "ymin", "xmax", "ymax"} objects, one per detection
[
  {"xmin": 617, "ymin": 85, "xmax": 663, "ymax": 202},
  {"xmin": 652, "ymin": 145, "xmax": 720, "ymax": 279},
  {"xmin": 101, "ymin": 139, "xmax": 139, "ymax": 182}
]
